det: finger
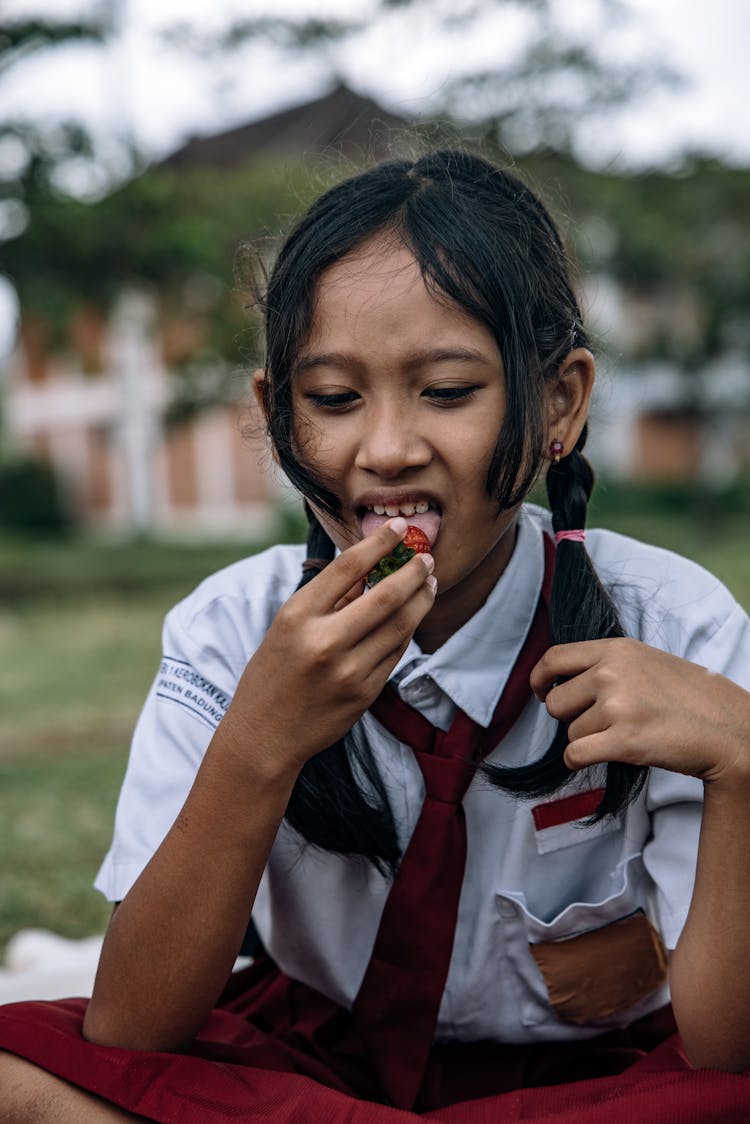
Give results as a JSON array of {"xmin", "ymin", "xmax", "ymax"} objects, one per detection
[
  {"xmin": 333, "ymin": 579, "xmax": 366, "ymax": 612},
  {"xmin": 304, "ymin": 518, "xmax": 411, "ymax": 611},
  {"xmin": 544, "ymin": 673, "xmax": 597, "ymax": 723},
  {"xmin": 328, "ymin": 558, "xmax": 436, "ymax": 673},
  {"xmin": 531, "ymin": 641, "xmax": 612, "ymax": 699},
  {"xmin": 360, "ymin": 605, "xmax": 437, "ymax": 700},
  {"xmin": 327, "ymin": 580, "xmax": 438, "ymax": 720},
  {"xmin": 334, "ymin": 544, "xmax": 434, "ymax": 612},
  {"xmin": 359, "ymin": 569, "xmax": 437, "ymax": 662},
  {"xmin": 563, "ymin": 730, "xmax": 617, "ymax": 771},
  {"xmin": 566, "ymin": 701, "xmax": 608, "ymax": 744},
  {"xmin": 338, "ymin": 552, "xmax": 436, "ymax": 648}
]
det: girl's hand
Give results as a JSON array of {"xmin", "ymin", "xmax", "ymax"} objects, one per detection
[
  {"xmin": 531, "ymin": 638, "xmax": 750, "ymax": 788},
  {"xmin": 221, "ymin": 518, "xmax": 436, "ymax": 777}
]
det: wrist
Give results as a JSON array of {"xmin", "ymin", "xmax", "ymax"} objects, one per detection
[
  {"xmin": 701, "ymin": 684, "xmax": 750, "ymax": 791},
  {"xmin": 207, "ymin": 710, "xmax": 303, "ymax": 793},
  {"xmin": 702, "ymin": 751, "xmax": 750, "ymax": 803}
]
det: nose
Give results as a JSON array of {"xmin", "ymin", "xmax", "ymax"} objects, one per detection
[{"xmin": 354, "ymin": 400, "xmax": 431, "ymax": 478}]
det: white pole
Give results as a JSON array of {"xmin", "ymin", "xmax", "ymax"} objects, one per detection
[{"xmin": 111, "ymin": 290, "xmax": 158, "ymax": 534}]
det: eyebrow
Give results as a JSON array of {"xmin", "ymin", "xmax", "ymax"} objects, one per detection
[{"xmin": 294, "ymin": 346, "xmax": 496, "ymax": 375}]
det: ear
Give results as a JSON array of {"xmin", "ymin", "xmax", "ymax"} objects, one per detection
[
  {"xmin": 546, "ymin": 348, "xmax": 595, "ymax": 457},
  {"xmin": 252, "ymin": 368, "xmax": 281, "ymax": 465},
  {"xmin": 252, "ymin": 368, "xmax": 267, "ymax": 414}
]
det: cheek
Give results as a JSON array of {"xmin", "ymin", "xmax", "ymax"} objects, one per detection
[
  {"xmin": 292, "ymin": 408, "xmax": 348, "ymax": 472},
  {"xmin": 460, "ymin": 428, "xmax": 499, "ymax": 492},
  {"xmin": 308, "ymin": 504, "xmax": 355, "ymax": 553},
  {"xmin": 290, "ymin": 412, "xmax": 318, "ymax": 458}
]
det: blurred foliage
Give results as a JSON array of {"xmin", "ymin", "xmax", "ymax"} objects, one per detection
[
  {"xmin": 4, "ymin": 146, "xmax": 750, "ymax": 380},
  {"xmin": 0, "ymin": 14, "xmax": 106, "ymax": 76},
  {"xmin": 2, "ymin": 156, "xmax": 337, "ymax": 393},
  {"xmin": 179, "ymin": 0, "xmax": 680, "ymax": 157},
  {"xmin": 587, "ymin": 474, "xmax": 750, "ymax": 522},
  {"xmin": 0, "ymin": 507, "xmax": 305, "ymax": 605},
  {"xmin": 0, "ymin": 0, "xmax": 747, "ymax": 411},
  {"xmin": 0, "ymin": 454, "xmax": 72, "ymax": 533},
  {"xmin": 514, "ymin": 150, "xmax": 750, "ymax": 366},
  {"xmin": 0, "ymin": 9, "xmax": 110, "ymax": 211}
]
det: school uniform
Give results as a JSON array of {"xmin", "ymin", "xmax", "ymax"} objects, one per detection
[{"xmin": 2, "ymin": 505, "xmax": 750, "ymax": 1121}]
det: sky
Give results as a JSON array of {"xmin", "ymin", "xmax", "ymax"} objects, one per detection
[
  {"xmin": 2, "ymin": 0, "xmax": 750, "ymax": 173},
  {"xmin": 1, "ymin": 0, "xmax": 749, "ymax": 355}
]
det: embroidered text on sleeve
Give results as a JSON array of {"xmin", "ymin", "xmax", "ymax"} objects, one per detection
[{"xmin": 156, "ymin": 656, "xmax": 231, "ymax": 730}]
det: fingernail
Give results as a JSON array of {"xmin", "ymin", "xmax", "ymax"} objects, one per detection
[
  {"xmin": 426, "ymin": 575, "xmax": 438, "ymax": 594},
  {"xmin": 420, "ymin": 553, "xmax": 435, "ymax": 573},
  {"xmin": 389, "ymin": 516, "xmax": 407, "ymax": 535}
]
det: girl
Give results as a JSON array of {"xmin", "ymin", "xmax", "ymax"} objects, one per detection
[{"xmin": 2, "ymin": 149, "xmax": 750, "ymax": 1122}]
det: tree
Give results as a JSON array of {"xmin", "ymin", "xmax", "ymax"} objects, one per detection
[
  {"xmin": 167, "ymin": 0, "xmax": 682, "ymax": 159},
  {"xmin": 0, "ymin": 9, "xmax": 110, "ymax": 217}
]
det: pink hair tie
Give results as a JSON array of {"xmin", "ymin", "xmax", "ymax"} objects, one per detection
[{"xmin": 555, "ymin": 529, "xmax": 585, "ymax": 544}]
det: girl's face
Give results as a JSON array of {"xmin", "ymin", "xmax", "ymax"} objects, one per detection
[{"xmin": 289, "ymin": 236, "xmax": 521, "ymax": 638}]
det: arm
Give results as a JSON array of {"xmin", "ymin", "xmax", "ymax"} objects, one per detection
[
  {"xmin": 532, "ymin": 638, "xmax": 750, "ymax": 1071},
  {"xmin": 83, "ymin": 520, "xmax": 435, "ymax": 1051}
]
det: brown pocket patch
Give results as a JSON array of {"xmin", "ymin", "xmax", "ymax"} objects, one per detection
[{"xmin": 529, "ymin": 911, "xmax": 668, "ymax": 1025}]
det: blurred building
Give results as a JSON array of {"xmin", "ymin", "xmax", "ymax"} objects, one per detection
[
  {"xmin": 4, "ymin": 292, "xmax": 278, "ymax": 535},
  {"xmin": 2, "ymin": 85, "xmax": 749, "ymax": 533},
  {"xmin": 161, "ymin": 82, "xmax": 407, "ymax": 170},
  {"xmin": 2, "ymin": 84, "xmax": 409, "ymax": 534},
  {"xmin": 583, "ymin": 276, "xmax": 750, "ymax": 483}
]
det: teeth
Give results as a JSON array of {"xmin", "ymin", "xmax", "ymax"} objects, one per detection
[{"xmin": 368, "ymin": 501, "xmax": 432, "ymax": 517}]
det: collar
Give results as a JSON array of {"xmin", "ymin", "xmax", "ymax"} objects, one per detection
[{"xmin": 393, "ymin": 506, "xmax": 547, "ymax": 727}]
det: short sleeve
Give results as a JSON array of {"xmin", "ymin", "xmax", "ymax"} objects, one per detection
[
  {"xmin": 93, "ymin": 601, "xmax": 241, "ymax": 903},
  {"xmin": 93, "ymin": 544, "xmax": 305, "ymax": 904},
  {"xmin": 641, "ymin": 600, "xmax": 750, "ymax": 949}
]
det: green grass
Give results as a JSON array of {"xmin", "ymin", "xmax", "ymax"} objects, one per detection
[
  {"xmin": 0, "ymin": 517, "xmax": 307, "ymax": 759},
  {"xmin": 0, "ymin": 593, "xmax": 167, "ymax": 758},
  {"xmin": 0, "ymin": 526, "xmax": 308, "ymax": 955},
  {"xmin": 0, "ymin": 752, "xmax": 125, "ymax": 952},
  {"xmin": 1, "ymin": 500, "xmax": 749, "ymax": 956},
  {"xmin": 0, "ymin": 531, "xmax": 289, "ymax": 606}
]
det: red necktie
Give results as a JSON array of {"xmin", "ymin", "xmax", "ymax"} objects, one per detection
[{"xmin": 352, "ymin": 537, "xmax": 554, "ymax": 1108}]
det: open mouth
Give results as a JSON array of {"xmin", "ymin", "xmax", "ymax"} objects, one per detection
[{"xmin": 359, "ymin": 501, "xmax": 442, "ymax": 547}]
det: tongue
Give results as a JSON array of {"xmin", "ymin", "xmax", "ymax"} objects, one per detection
[{"xmin": 361, "ymin": 508, "xmax": 442, "ymax": 547}]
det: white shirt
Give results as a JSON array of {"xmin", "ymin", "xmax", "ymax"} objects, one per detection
[{"xmin": 95, "ymin": 506, "xmax": 750, "ymax": 1044}]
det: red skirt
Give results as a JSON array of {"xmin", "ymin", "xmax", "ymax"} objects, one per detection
[{"xmin": 1, "ymin": 956, "xmax": 749, "ymax": 1122}]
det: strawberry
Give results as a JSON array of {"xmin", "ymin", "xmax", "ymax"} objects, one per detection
[
  {"xmin": 403, "ymin": 525, "xmax": 431, "ymax": 555},
  {"xmin": 367, "ymin": 524, "xmax": 431, "ymax": 585}
]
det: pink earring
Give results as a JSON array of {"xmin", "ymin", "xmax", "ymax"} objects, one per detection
[{"xmin": 549, "ymin": 439, "xmax": 564, "ymax": 465}]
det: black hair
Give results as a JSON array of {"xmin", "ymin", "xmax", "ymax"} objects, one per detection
[{"xmin": 253, "ymin": 150, "xmax": 646, "ymax": 873}]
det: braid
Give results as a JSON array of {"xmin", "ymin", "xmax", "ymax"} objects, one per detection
[
  {"xmin": 281, "ymin": 506, "xmax": 401, "ymax": 875},
  {"xmin": 544, "ymin": 428, "xmax": 648, "ymax": 818},
  {"xmin": 480, "ymin": 428, "xmax": 647, "ymax": 815}
]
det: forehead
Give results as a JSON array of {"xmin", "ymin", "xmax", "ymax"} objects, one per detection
[{"xmin": 304, "ymin": 237, "xmax": 499, "ymax": 360}]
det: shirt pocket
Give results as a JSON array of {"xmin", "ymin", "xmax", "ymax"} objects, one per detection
[{"xmin": 498, "ymin": 852, "xmax": 668, "ymax": 1031}]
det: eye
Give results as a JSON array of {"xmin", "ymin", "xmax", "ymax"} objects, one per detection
[
  {"xmin": 304, "ymin": 391, "xmax": 360, "ymax": 410},
  {"xmin": 422, "ymin": 385, "xmax": 479, "ymax": 405}
]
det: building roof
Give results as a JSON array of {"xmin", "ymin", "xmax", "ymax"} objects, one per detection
[{"xmin": 161, "ymin": 82, "xmax": 410, "ymax": 169}]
